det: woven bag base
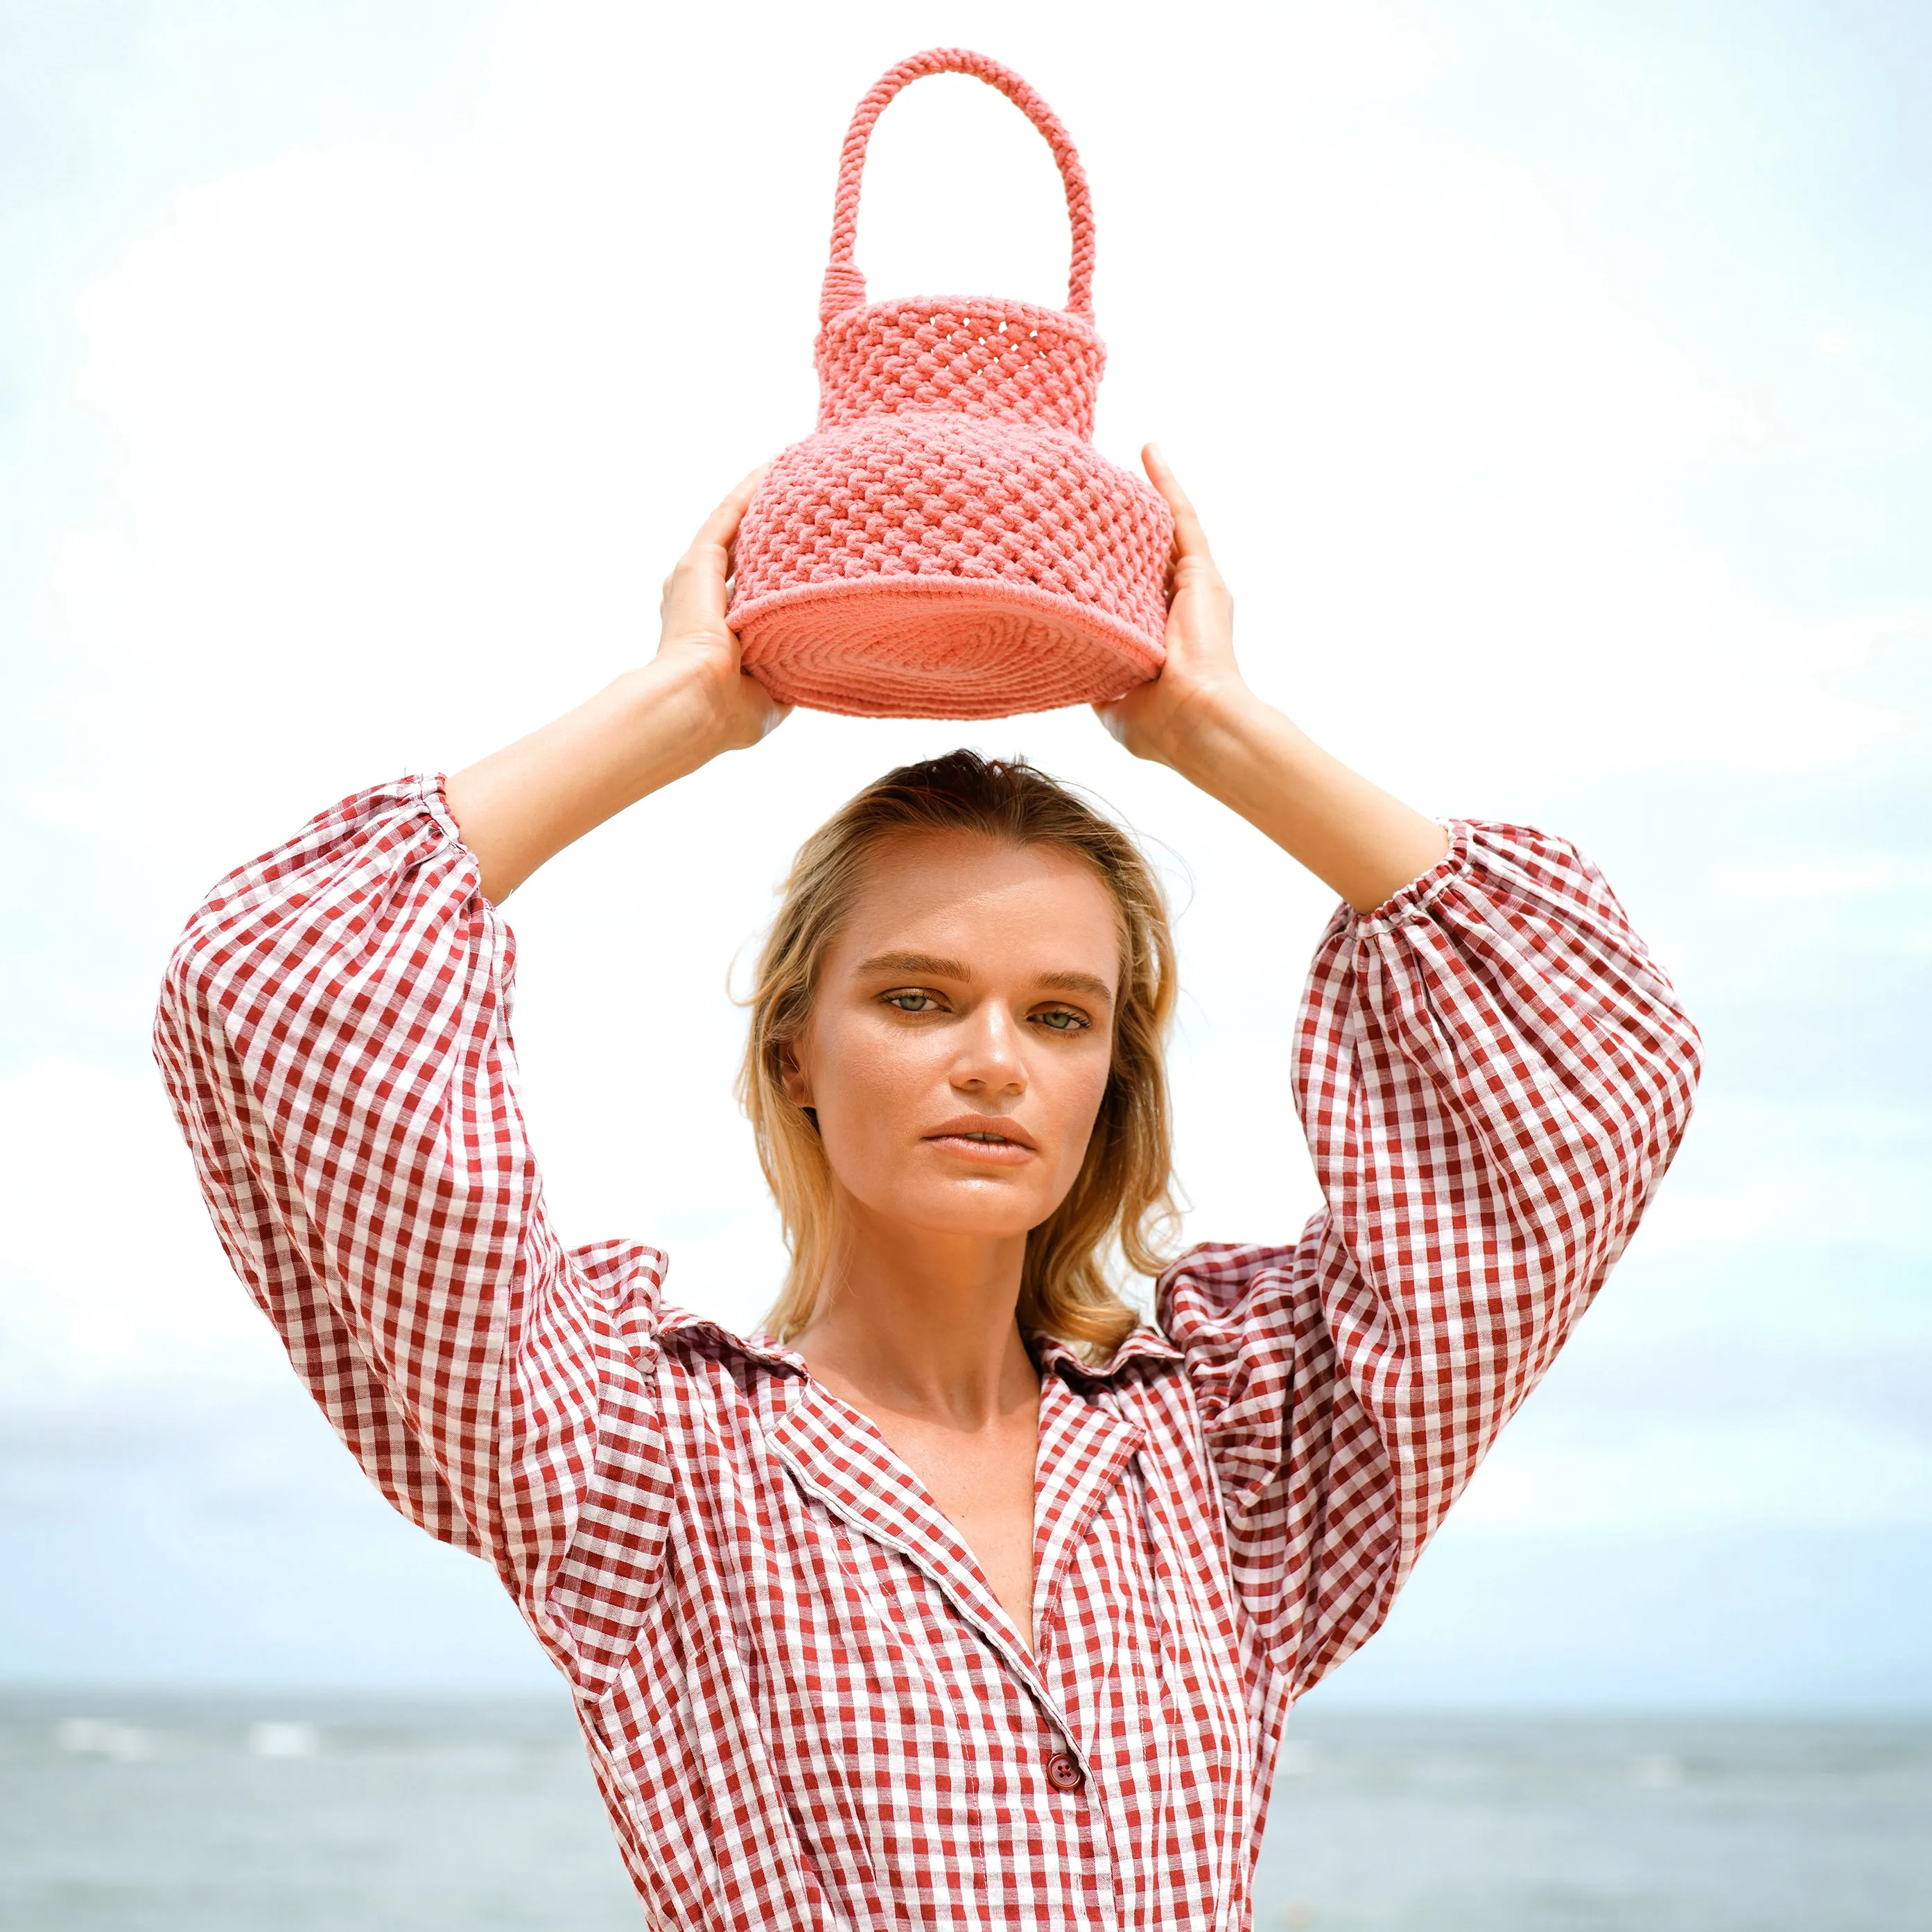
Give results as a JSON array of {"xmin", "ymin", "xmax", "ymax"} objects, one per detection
[{"xmin": 734, "ymin": 575, "xmax": 1165, "ymax": 720}]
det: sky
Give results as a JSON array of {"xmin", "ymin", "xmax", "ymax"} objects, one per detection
[{"xmin": 1, "ymin": 0, "xmax": 1927, "ymax": 1709}]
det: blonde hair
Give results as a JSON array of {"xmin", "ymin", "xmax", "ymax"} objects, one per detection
[{"xmin": 736, "ymin": 751, "xmax": 1179, "ymax": 1361}]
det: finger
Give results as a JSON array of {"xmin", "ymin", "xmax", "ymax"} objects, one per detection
[
  {"xmin": 754, "ymin": 692, "xmax": 794, "ymax": 741},
  {"xmin": 685, "ymin": 464, "xmax": 768, "ymax": 573},
  {"xmin": 667, "ymin": 465, "xmax": 769, "ymax": 629},
  {"xmin": 695, "ymin": 464, "xmax": 768, "ymax": 550},
  {"xmin": 1141, "ymin": 443, "xmax": 1215, "ymax": 565},
  {"xmin": 1090, "ymin": 697, "xmax": 1129, "ymax": 748}
]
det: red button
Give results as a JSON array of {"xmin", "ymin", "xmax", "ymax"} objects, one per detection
[{"xmin": 1046, "ymin": 1752, "xmax": 1084, "ymax": 1792}]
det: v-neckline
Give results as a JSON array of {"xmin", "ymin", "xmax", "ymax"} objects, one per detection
[
  {"xmin": 756, "ymin": 1359, "xmax": 1149, "ymax": 1678},
  {"xmin": 798, "ymin": 1368, "xmax": 1043, "ymax": 1652}
]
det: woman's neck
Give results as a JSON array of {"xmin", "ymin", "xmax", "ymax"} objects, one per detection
[{"xmin": 790, "ymin": 1205, "xmax": 1038, "ymax": 1430}]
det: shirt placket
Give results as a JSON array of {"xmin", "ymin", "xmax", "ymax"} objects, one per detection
[{"xmin": 757, "ymin": 1366, "xmax": 1135, "ymax": 1928}]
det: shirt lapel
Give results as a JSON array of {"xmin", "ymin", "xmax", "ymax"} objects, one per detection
[
  {"xmin": 678, "ymin": 1313, "xmax": 1185, "ymax": 1700},
  {"xmin": 1025, "ymin": 1324, "xmax": 1183, "ymax": 1660},
  {"xmin": 1027, "ymin": 1368, "xmax": 1145, "ymax": 1662},
  {"xmin": 756, "ymin": 1369, "xmax": 1047, "ymax": 1694}
]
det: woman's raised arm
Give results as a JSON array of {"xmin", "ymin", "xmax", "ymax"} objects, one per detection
[
  {"xmin": 153, "ymin": 480, "xmax": 780, "ymax": 1685},
  {"xmin": 446, "ymin": 469, "xmax": 788, "ymax": 902},
  {"xmin": 1096, "ymin": 445, "xmax": 1448, "ymax": 914},
  {"xmin": 1106, "ymin": 451, "xmax": 1701, "ymax": 1691}
]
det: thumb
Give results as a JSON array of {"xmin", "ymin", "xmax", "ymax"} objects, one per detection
[{"xmin": 1090, "ymin": 698, "xmax": 1131, "ymax": 748}]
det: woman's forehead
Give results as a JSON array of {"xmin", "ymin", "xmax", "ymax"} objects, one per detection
[{"xmin": 836, "ymin": 833, "xmax": 1120, "ymax": 971}]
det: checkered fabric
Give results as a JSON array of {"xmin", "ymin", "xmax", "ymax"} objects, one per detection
[{"xmin": 153, "ymin": 776, "xmax": 1700, "ymax": 1929}]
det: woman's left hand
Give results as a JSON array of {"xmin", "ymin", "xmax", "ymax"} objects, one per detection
[
  {"xmin": 1093, "ymin": 446, "xmax": 1251, "ymax": 771},
  {"xmin": 1096, "ymin": 444, "xmax": 1450, "ymax": 911}
]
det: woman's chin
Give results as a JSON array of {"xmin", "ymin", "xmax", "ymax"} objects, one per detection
[{"xmin": 871, "ymin": 1181, "xmax": 1053, "ymax": 1245}]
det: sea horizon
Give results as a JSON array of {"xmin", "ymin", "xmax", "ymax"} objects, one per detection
[{"xmin": 6, "ymin": 1685, "xmax": 1927, "ymax": 1931}]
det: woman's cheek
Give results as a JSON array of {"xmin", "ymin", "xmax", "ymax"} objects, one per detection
[
  {"xmin": 1039, "ymin": 1045, "xmax": 1111, "ymax": 1193},
  {"xmin": 846, "ymin": 1020, "xmax": 937, "ymax": 1123},
  {"xmin": 1079, "ymin": 1071, "xmax": 1113, "ymax": 1176},
  {"xmin": 814, "ymin": 1019, "xmax": 937, "ymax": 1178}
]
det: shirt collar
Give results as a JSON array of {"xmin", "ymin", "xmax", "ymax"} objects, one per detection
[
  {"xmin": 656, "ymin": 1307, "xmax": 809, "ymax": 1375},
  {"xmin": 657, "ymin": 1308, "xmax": 1181, "ymax": 1382},
  {"xmin": 1027, "ymin": 1321, "xmax": 1183, "ymax": 1381}
]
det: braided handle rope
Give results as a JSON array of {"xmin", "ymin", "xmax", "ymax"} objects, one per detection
[{"xmin": 818, "ymin": 48, "xmax": 1097, "ymax": 326}]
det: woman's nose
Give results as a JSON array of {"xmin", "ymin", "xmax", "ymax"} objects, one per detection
[{"xmin": 950, "ymin": 1004, "xmax": 1027, "ymax": 1095}]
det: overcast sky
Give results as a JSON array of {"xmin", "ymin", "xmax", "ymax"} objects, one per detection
[{"xmin": 2, "ymin": 0, "xmax": 1927, "ymax": 1709}]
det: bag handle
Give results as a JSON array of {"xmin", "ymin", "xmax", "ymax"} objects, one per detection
[{"xmin": 819, "ymin": 48, "xmax": 1097, "ymax": 326}]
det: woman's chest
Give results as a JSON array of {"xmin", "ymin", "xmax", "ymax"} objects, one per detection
[
  {"xmin": 589, "ymin": 1359, "xmax": 1262, "ymax": 1891},
  {"xmin": 839, "ymin": 1395, "xmax": 1043, "ymax": 1653}
]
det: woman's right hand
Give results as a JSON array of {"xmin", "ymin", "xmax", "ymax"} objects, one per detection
[
  {"xmin": 446, "ymin": 472, "xmax": 788, "ymax": 903},
  {"xmin": 656, "ymin": 468, "xmax": 792, "ymax": 754}
]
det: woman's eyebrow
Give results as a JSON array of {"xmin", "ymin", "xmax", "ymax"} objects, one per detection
[
  {"xmin": 855, "ymin": 952, "xmax": 1115, "ymax": 1006},
  {"xmin": 855, "ymin": 950, "xmax": 972, "ymax": 981},
  {"xmin": 1037, "ymin": 969, "xmax": 1114, "ymax": 1004}
]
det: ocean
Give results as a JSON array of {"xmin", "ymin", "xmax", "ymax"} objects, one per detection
[{"xmin": 2, "ymin": 1690, "xmax": 1926, "ymax": 1929}]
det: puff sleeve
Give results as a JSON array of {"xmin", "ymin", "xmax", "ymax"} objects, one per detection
[
  {"xmin": 1158, "ymin": 821, "xmax": 1701, "ymax": 1694},
  {"xmin": 153, "ymin": 776, "xmax": 672, "ymax": 1678}
]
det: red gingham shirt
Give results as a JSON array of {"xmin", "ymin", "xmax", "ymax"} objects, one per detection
[{"xmin": 153, "ymin": 776, "xmax": 1699, "ymax": 1929}]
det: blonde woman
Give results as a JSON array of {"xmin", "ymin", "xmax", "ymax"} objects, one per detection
[{"xmin": 155, "ymin": 451, "xmax": 1700, "ymax": 1927}]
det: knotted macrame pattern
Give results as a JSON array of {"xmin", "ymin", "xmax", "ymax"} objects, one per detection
[{"xmin": 727, "ymin": 48, "xmax": 1174, "ymax": 720}]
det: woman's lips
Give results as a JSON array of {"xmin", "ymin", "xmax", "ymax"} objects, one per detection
[{"xmin": 922, "ymin": 1116, "xmax": 1038, "ymax": 1164}]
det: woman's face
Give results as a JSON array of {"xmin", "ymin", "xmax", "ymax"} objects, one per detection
[{"xmin": 783, "ymin": 832, "xmax": 1121, "ymax": 1247}]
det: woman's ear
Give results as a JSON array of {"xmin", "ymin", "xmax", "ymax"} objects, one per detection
[{"xmin": 777, "ymin": 1036, "xmax": 813, "ymax": 1109}]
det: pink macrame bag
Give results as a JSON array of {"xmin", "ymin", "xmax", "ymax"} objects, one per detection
[{"xmin": 728, "ymin": 49, "xmax": 1174, "ymax": 720}]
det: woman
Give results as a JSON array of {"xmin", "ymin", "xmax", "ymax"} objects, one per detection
[{"xmin": 155, "ymin": 451, "xmax": 1700, "ymax": 1927}]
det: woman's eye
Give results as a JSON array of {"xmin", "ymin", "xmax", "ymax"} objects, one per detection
[
  {"xmin": 1034, "ymin": 1007, "xmax": 1089, "ymax": 1034},
  {"xmin": 884, "ymin": 991, "xmax": 939, "ymax": 1013}
]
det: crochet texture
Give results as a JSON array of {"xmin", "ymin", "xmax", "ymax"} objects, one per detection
[{"xmin": 728, "ymin": 48, "xmax": 1174, "ymax": 720}]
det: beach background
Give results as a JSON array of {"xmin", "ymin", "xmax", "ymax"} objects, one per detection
[
  {"xmin": 6, "ymin": 1691, "xmax": 1929, "ymax": 1929},
  {"xmin": 2, "ymin": 1, "xmax": 1926, "ymax": 1925}
]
